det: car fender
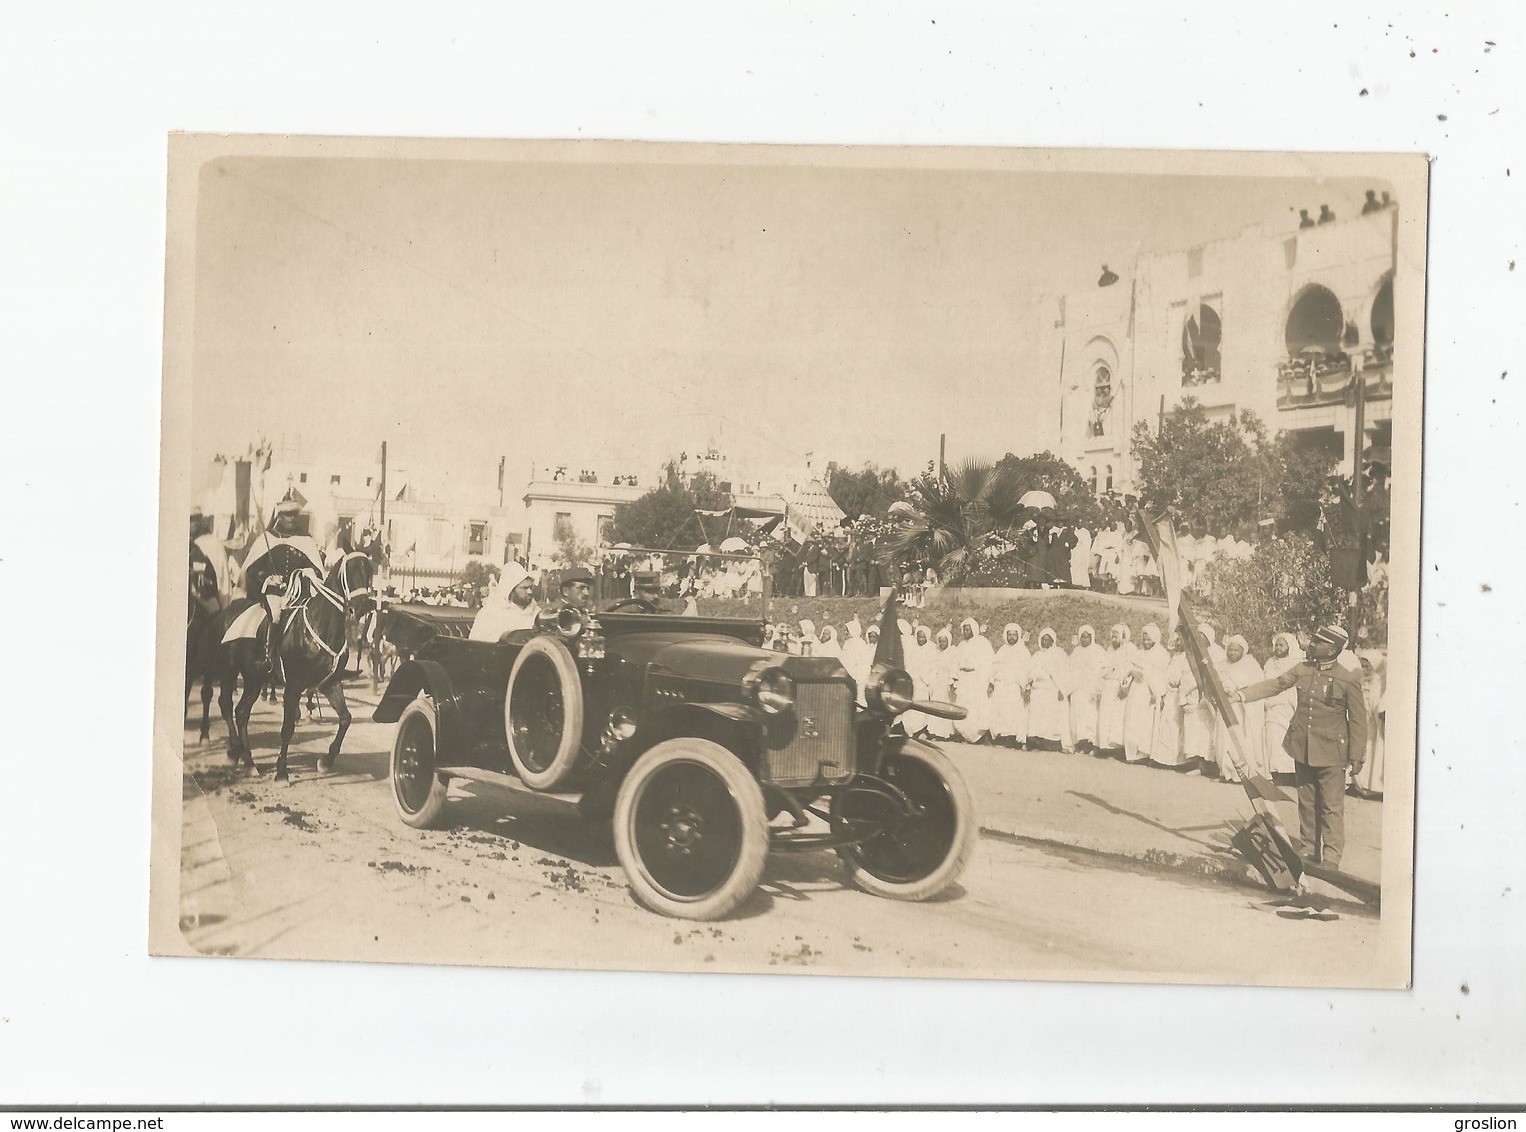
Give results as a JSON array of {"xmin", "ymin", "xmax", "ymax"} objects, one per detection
[{"xmin": 373, "ymin": 659, "xmax": 467, "ymax": 755}]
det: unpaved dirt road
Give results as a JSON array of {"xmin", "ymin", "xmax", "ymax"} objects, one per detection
[{"xmin": 175, "ymin": 688, "xmax": 1378, "ymax": 983}]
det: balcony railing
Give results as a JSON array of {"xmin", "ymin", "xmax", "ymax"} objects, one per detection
[{"xmin": 1276, "ymin": 346, "xmax": 1393, "ymax": 410}]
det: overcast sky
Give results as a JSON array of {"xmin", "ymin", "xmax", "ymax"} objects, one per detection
[{"xmin": 188, "ymin": 151, "xmax": 1377, "ymax": 489}]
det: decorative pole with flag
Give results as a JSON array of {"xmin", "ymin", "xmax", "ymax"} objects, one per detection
[{"xmin": 1137, "ymin": 508, "xmax": 1303, "ymax": 893}]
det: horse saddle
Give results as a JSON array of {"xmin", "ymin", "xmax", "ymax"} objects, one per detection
[{"xmin": 221, "ymin": 603, "xmax": 268, "ymax": 644}]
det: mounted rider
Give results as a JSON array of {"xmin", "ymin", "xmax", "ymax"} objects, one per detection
[{"xmin": 239, "ymin": 498, "xmax": 327, "ymax": 675}]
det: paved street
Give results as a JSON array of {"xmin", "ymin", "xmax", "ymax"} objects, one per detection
[{"xmin": 177, "ymin": 685, "xmax": 1388, "ymax": 986}]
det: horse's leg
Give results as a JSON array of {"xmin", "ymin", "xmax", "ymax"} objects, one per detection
[
  {"xmin": 317, "ymin": 682, "xmax": 352, "ymax": 773},
  {"xmin": 199, "ymin": 670, "xmax": 215, "ymax": 743},
  {"xmin": 274, "ymin": 680, "xmax": 303, "ymax": 782},
  {"xmin": 219, "ymin": 671, "xmax": 238, "ymax": 759},
  {"xmin": 233, "ymin": 660, "xmax": 263, "ymax": 775}
]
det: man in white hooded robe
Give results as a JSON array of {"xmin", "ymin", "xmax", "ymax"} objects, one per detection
[
  {"xmin": 988, "ymin": 623, "xmax": 1031, "ymax": 747},
  {"xmin": 1025, "ymin": 627, "xmax": 1069, "ymax": 750},
  {"xmin": 952, "ymin": 617, "xmax": 994, "ymax": 743},
  {"xmin": 468, "ymin": 562, "xmax": 541, "ymax": 641},
  {"xmin": 1095, "ymin": 623, "xmax": 1136, "ymax": 755},
  {"xmin": 1067, "ymin": 625, "xmax": 1104, "ymax": 752}
]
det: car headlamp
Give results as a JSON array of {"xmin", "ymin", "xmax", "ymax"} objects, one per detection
[
  {"xmin": 746, "ymin": 664, "xmax": 795, "ymax": 715},
  {"xmin": 866, "ymin": 665, "xmax": 914, "ymax": 715}
]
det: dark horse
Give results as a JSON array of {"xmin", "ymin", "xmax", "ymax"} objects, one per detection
[
  {"xmin": 185, "ymin": 546, "xmax": 225, "ymax": 736},
  {"xmin": 213, "ymin": 552, "xmax": 376, "ymax": 780}
]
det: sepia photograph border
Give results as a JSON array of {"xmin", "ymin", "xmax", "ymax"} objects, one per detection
[{"xmin": 148, "ymin": 134, "xmax": 1427, "ymax": 990}]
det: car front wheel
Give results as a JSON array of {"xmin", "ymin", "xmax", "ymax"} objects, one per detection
[
  {"xmin": 832, "ymin": 740, "xmax": 975, "ymax": 901},
  {"xmin": 391, "ymin": 698, "xmax": 449, "ymax": 829},
  {"xmin": 612, "ymin": 739, "xmax": 769, "ymax": 921}
]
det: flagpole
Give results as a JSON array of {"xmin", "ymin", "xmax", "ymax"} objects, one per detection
[{"xmin": 1136, "ymin": 508, "xmax": 1303, "ymax": 891}]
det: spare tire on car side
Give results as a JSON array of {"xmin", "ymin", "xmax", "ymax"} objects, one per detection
[{"xmin": 504, "ymin": 634, "xmax": 586, "ymax": 790}]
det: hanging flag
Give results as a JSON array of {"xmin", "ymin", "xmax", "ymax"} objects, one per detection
[{"xmin": 1149, "ymin": 512, "xmax": 1185, "ymax": 634}]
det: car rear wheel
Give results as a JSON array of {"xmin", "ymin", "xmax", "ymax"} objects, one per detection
[
  {"xmin": 504, "ymin": 635, "xmax": 585, "ymax": 790},
  {"xmin": 832, "ymin": 741, "xmax": 975, "ymax": 901},
  {"xmin": 613, "ymin": 739, "xmax": 769, "ymax": 921},
  {"xmin": 392, "ymin": 698, "xmax": 449, "ymax": 829}
]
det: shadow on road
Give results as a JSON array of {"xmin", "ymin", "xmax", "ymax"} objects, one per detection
[{"xmin": 1065, "ymin": 789, "xmax": 1221, "ymax": 850}]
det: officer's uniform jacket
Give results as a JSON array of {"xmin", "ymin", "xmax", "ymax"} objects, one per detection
[{"xmin": 1240, "ymin": 659, "xmax": 1367, "ymax": 768}]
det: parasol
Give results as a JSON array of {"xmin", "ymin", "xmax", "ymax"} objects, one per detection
[
  {"xmin": 694, "ymin": 543, "xmax": 715, "ymax": 556},
  {"xmin": 1018, "ymin": 490, "xmax": 1057, "ymax": 510},
  {"xmin": 719, "ymin": 536, "xmax": 749, "ymax": 553}
]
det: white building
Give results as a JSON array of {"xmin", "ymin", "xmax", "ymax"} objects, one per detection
[{"xmin": 1038, "ymin": 195, "xmax": 1399, "ymax": 496}]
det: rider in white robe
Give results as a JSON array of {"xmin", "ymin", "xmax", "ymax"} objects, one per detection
[
  {"xmin": 1025, "ymin": 627, "xmax": 1070, "ymax": 750},
  {"xmin": 1095, "ymin": 623, "xmax": 1136, "ymax": 754},
  {"xmin": 988, "ymin": 624, "xmax": 1031, "ymax": 746},
  {"xmin": 1067, "ymin": 625, "xmax": 1104, "ymax": 751},
  {"xmin": 952, "ymin": 617, "xmax": 994, "ymax": 743}
]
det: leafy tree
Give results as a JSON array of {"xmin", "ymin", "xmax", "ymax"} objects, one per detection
[
  {"xmin": 1196, "ymin": 532, "xmax": 1355, "ymax": 658},
  {"xmin": 458, "ymin": 560, "xmax": 500, "ymax": 591},
  {"xmin": 552, "ymin": 515, "xmax": 595, "ymax": 568},
  {"xmin": 994, "ymin": 450, "xmax": 1103, "ymax": 530},
  {"xmin": 607, "ymin": 460, "xmax": 730, "ymax": 551},
  {"xmin": 884, "ymin": 459, "xmax": 1026, "ymax": 584},
  {"xmin": 825, "ymin": 461, "xmax": 907, "ymax": 520}
]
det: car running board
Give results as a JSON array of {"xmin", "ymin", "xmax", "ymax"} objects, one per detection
[{"xmin": 436, "ymin": 766, "xmax": 582, "ymax": 807}]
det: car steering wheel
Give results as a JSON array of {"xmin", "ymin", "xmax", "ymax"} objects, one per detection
[{"xmin": 604, "ymin": 597, "xmax": 658, "ymax": 613}]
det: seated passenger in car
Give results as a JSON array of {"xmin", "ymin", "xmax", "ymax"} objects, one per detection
[{"xmin": 469, "ymin": 562, "xmax": 540, "ymax": 641}]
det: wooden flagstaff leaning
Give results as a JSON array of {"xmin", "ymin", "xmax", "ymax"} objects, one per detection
[{"xmin": 1136, "ymin": 509, "xmax": 1304, "ymax": 893}]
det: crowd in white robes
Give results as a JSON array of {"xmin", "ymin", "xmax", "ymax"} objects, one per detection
[{"xmin": 741, "ymin": 606, "xmax": 1384, "ymax": 802}]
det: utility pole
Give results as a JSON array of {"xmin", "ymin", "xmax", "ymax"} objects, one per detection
[
  {"xmin": 379, "ymin": 440, "xmax": 388, "ymax": 583},
  {"xmin": 938, "ymin": 433, "xmax": 946, "ymax": 479}
]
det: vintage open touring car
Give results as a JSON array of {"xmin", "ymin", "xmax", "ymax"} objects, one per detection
[{"xmin": 372, "ymin": 589, "xmax": 975, "ymax": 920}]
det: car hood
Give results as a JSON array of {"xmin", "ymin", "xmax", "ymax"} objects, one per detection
[{"xmin": 610, "ymin": 633, "xmax": 845, "ymax": 686}]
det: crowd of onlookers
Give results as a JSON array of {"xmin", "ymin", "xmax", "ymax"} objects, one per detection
[{"xmin": 760, "ymin": 614, "xmax": 1386, "ymax": 800}]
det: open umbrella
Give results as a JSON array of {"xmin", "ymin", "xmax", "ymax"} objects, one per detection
[
  {"xmin": 1018, "ymin": 490, "xmax": 1057, "ymax": 510},
  {"xmin": 720, "ymin": 536, "xmax": 749, "ymax": 553},
  {"xmin": 694, "ymin": 543, "xmax": 715, "ymax": 556}
]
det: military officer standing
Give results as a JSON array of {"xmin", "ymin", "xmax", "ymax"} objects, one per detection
[{"xmin": 1234, "ymin": 624, "xmax": 1367, "ymax": 867}]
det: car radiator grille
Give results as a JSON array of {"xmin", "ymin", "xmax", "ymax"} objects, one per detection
[{"xmin": 763, "ymin": 681, "xmax": 855, "ymax": 787}]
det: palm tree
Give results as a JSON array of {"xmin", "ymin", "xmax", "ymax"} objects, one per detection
[{"xmin": 885, "ymin": 459, "xmax": 1027, "ymax": 585}]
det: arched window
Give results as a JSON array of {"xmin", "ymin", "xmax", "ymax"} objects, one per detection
[
  {"xmin": 1089, "ymin": 466, "xmax": 1098, "ymax": 495},
  {"xmin": 1089, "ymin": 365, "xmax": 1113, "ymax": 437},
  {"xmin": 1370, "ymin": 276, "xmax": 1394, "ymax": 364},
  {"xmin": 1285, "ymin": 285, "xmax": 1344, "ymax": 356},
  {"xmin": 1182, "ymin": 303, "xmax": 1222, "ymax": 386},
  {"xmin": 1105, "ymin": 465, "xmax": 1114, "ymax": 492}
]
